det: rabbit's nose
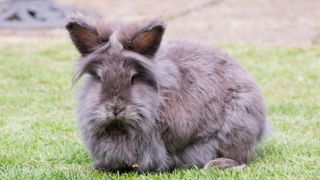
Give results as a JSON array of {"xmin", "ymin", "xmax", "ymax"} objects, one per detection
[{"xmin": 113, "ymin": 106, "xmax": 125, "ymax": 116}]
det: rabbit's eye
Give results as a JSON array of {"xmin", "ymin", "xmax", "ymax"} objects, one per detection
[
  {"xmin": 131, "ymin": 74, "xmax": 143, "ymax": 85},
  {"xmin": 89, "ymin": 71, "xmax": 102, "ymax": 82}
]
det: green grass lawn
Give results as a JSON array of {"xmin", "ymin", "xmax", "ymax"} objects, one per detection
[{"xmin": 0, "ymin": 40, "xmax": 319, "ymax": 179}]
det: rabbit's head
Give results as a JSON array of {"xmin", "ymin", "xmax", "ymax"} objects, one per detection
[{"xmin": 66, "ymin": 15, "xmax": 166, "ymax": 134}]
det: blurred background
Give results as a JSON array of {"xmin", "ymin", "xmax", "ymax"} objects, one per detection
[{"xmin": 1, "ymin": 0, "xmax": 320, "ymax": 46}]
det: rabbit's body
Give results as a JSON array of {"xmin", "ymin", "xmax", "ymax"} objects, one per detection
[
  {"xmin": 156, "ymin": 41, "xmax": 266, "ymax": 167},
  {"xmin": 67, "ymin": 16, "xmax": 267, "ymax": 172}
]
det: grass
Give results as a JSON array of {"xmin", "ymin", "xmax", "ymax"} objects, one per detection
[{"xmin": 0, "ymin": 40, "xmax": 319, "ymax": 179}]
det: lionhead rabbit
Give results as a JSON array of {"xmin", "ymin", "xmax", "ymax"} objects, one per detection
[{"xmin": 66, "ymin": 15, "xmax": 268, "ymax": 172}]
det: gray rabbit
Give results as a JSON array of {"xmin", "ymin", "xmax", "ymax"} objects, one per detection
[{"xmin": 66, "ymin": 15, "xmax": 268, "ymax": 172}]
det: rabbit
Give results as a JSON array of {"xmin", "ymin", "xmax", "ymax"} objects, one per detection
[{"xmin": 66, "ymin": 15, "xmax": 268, "ymax": 173}]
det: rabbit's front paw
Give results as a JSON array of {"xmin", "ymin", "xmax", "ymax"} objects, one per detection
[{"xmin": 93, "ymin": 162, "xmax": 108, "ymax": 171}]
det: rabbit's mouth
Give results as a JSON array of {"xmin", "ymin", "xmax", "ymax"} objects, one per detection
[
  {"xmin": 104, "ymin": 116, "xmax": 139, "ymax": 135},
  {"xmin": 104, "ymin": 119, "xmax": 129, "ymax": 136}
]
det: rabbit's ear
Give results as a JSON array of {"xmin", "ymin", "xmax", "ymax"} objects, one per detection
[
  {"xmin": 66, "ymin": 15, "xmax": 112, "ymax": 56},
  {"xmin": 66, "ymin": 16, "xmax": 99, "ymax": 55},
  {"xmin": 131, "ymin": 20, "xmax": 166, "ymax": 57}
]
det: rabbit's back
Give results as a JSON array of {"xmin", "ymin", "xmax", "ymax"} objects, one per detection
[{"xmin": 155, "ymin": 41, "xmax": 267, "ymax": 164}]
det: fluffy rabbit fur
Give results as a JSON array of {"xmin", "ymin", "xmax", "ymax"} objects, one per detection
[{"xmin": 66, "ymin": 15, "xmax": 268, "ymax": 172}]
